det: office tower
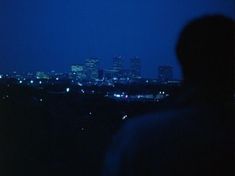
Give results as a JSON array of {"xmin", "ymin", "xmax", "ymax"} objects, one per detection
[
  {"xmin": 71, "ymin": 64, "xmax": 85, "ymax": 80},
  {"xmin": 84, "ymin": 58, "xmax": 99, "ymax": 80},
  {"xmin": 113, "ymin": 56, "xmax": 124, "ymax": 72},
  {"xmin": 112, "ymin": 56, "xmax": 124, "ymax": 78},
  {"xmin": 158, "ymin": 66, "xmax": 173, "ymax": 82},
  {"xmin": 130, "ymin": 57, "xmax": 141, "ymax": 79}
]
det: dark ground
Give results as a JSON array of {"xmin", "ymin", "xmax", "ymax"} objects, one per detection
[{"xmin": 0, "ymin": 82, "xmax": 180, "ymax": 176}]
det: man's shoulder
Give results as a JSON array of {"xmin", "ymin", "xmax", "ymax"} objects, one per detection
[
  {"xmin": 123, "ymin": 107, "xmax": 196, "ymax": 135},
  {"xmin": 118, "ymin": 104, "xmax": 227, "ymax": 152}
]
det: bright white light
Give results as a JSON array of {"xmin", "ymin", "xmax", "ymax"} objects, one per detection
[
  {"xmin": 122, "ymin": 115, "xmax": 128, "ymax": 120},
  {"xmin": 125, "ymin": 95, "xmax": 128, "ymax": 98},
  {"xmin": 114, "ymin": 94, "xmax": 121, "ymax": 98},
  {"xmin": 39, "ymin": 81, "xmax": 42, "ymax": 84},
  {"xmin": 19, "ymin": 80, "xmax": 23, "ymax": 84},
  {"xmin": 78, "ymin": 82, "xmax": 83, "ymax": 86},
  {"xmin": 56, "ymin": 77, "xmax": 59, "ymax": 81},
  {"xmin": 66, "ymin": 88, "xmax": 70, "ymax": 93},
  {"xmin": 30, "ymin": 80, "xmax": 34, "ymax": 84},
  {"xmin": 0, "ymin": 75, "xmax": 2, "ymax": 79},
  {"xmin": 81, "ymin": 89, "xmax": 85, "ymax": 94},
  {"xmin": 39, "ymin": 99, "xmax": 43, "ymax": 102},
  {"xmin": 89, "ymin": 112, "xmax": 92, "ymax": 115}
]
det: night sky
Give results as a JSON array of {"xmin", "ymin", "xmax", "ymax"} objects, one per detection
[{"xmin": 1, "ymin": 0, "xmax": 235, "ymax": 79}]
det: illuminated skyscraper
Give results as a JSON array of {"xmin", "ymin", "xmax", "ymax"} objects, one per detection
[
  {"xmin": 112, "ymin": 56, "xmax": 124, "ymax": 78},
  {"xmin": 113, "ymin": 56, "xmax": 124, "ymax": 72},
  {"xmin": 130, "ymin": 57, "xmax": 141, "ymax": 79},
  {"xmin": 84, "ymin": 58, "xmax": 99, "ymax": 80},
  {"xmin": 36, "ymin": 72, "xmax": 49, "ymax": 79},
  {"xmin": 71, "ymin": 64, "xmax": 85, "ymax": 80},
  {"xmin": 158, "ymin": 66, "xmax": 173, "ymax": 82}
]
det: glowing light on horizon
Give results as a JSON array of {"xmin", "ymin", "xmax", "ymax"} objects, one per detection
[
  {"xmin": 122, "ymin": 115, "xmax": 128, "ymax": 120},
  {"xmin": 66, "ymin": 88, "xmax": 70, "ymax": 93}
]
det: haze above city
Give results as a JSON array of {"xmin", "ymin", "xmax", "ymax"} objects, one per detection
[{"xmin": 1, "ymin": 0, "xmax": 235, "ymax": 79}]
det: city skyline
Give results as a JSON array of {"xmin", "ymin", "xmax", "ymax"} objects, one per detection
[
  {"xmin": 0, "ymin": 56, "xmax": 177, "ymax": 80},
  {"xmin": 1, "ymin": 0, "xmax": 235, "ymax": 79},
  {"xmin": 0, "ymin": 55, "xmax": 176, "ymax": 79}
]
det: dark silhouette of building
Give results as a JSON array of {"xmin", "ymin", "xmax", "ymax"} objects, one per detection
[
  {"xmin": 158, "ymin": 65, "xmax": 173, "ymax": 82},
  {"xmin": 103, "ymin": 15, "xmax": 234, "ymax": 176},
  {"xmin": 130, "ymin": 57, "xmax": 141, "ymax": 79},
  {"xmin": 112, "ymin": 56, "xmax": 125, "ymax": 78}
]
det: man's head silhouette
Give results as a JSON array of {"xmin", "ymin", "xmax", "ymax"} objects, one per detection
[{"xmin": 176, "ymin": 15, "xmax": 234, "ymax": 101}]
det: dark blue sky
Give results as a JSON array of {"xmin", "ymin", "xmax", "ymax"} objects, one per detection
[{"xmin": 1, "ymin": 0, "xmax": 235, "ymax": 78}]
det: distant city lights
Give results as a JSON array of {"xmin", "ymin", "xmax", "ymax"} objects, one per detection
[
  {"xmin": 66, "ymin": 88, "xmax": 70, "ymax": 93},
  {"xmin": 77, "ymin": 82, "xmax": 83, "ymax": 86},
  {"xmin": 114, "ymin": 94, "xmax": 121, "ymax": 98},
  {"xmin": 122, "ymin": 115, "xmax": 128, "ymax": 120}
]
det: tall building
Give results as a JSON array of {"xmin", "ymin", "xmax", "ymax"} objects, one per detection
[
  {"xmin": 130, "ymin": 57, "xmax": 141, "ymax": 79},
  {"xmin": 112, "ymin": 56, "xmax": 124, "ymax": 78},
  {"xmin": 84, "ymin": 58, "xmax": 99, "ymax": 80},
  {"xmin": 71, "ymin": 64, "xmax": 85, "ymax": 80},
  {"xmin": 158, "ymin": 66, "xmax": 173, "ymax": 82}
]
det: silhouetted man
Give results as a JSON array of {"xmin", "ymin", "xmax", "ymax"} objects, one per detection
[{"xmin": 103, "ymin": 15, "xmax": 234, "ymax": 176}]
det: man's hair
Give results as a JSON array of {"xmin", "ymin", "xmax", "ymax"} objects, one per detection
[{"xmin": 176, "ymin": 15, "xmax": 234, "ymax": 97}]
